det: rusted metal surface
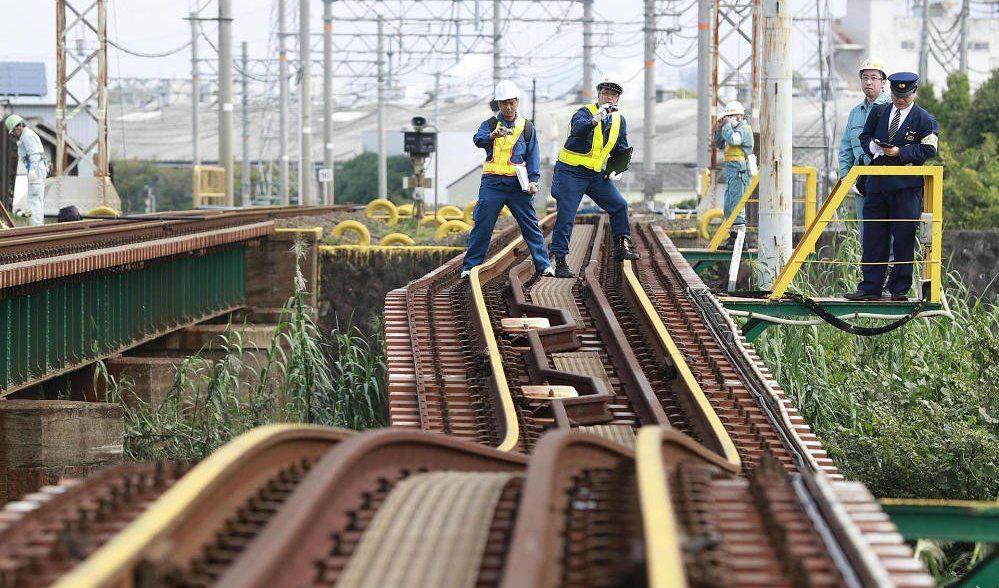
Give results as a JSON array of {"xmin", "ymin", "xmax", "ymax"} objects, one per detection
[{"xmin": 0, "ymin": 462, "xmax": 190, "ymax": 588}]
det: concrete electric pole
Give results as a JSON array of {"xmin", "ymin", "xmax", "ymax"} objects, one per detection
[
  {"xmin": 918, "ymin": 0, "xmax": 930, "ymax": 83},
  {"xmin": 492, "ymin": 0, "xmax": 501, "ymax": 89},
  {"xmin": 323, "ymin": 0, "xmax": 334, "ymax": 205},
  {"xmin": 642, "ymin": 0, "xmax": 657, "ymax": 204},
  {"xmin": 582, "ymin": 0, "xmax": 593, "ymax": 101},
  {"xmin": 757, "ymin": 0, "xmax": 793, "ymax": 288},
  {"xmin": 377, "ymin": 16, "xmax": 388, "ymax": 199},
  {"xmin": 241, "ymin": 41, "xmax": 250, "ymax": 206},
  {"xmin": 696, "ymin": 0, "xmax": 711, "ymax": 205},
  {"xmin": 279, "ymin": 0, "xmax": 290, "ymax": 205},
  {"xmin": 190, "ymin": 12, "xmax": 200, "ymax": 169},
  {"xmin": 300, "ymin": 0, "xmax": 313, "ymax": 206},
  {"xmin": 219, "ymin": 0, "xmax": 234, "ymax": 206}
]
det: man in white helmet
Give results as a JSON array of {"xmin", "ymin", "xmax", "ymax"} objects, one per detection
[
  {"xmin": 4, "ymin": 114, "xmax": 48, "ymax": 226},
  {"xmin": 838, "ymin": 57, "xmax": 890, "ymax": 242},
  {"xmin": 460, "ymin": 80, "xmax": 553, "ymax": 278},
  {"xmin": 549, "ymin": 73, "xmax": 638, "ymax": 279},
  {"xmin": 713, "ymin": 100, "xmax": 754, "ymax": 250}
]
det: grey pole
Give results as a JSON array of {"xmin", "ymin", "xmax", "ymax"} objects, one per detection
[
  {"xmin": 190, "ymin": 12, "xmax": 200, "ymax": 169},
  {"xmin": 241, "ymin": 41, "xmax": 250, "ymax": 206},
  {"xmin": 757, "ymin": 0, "xmax": 793, "ymax": 288},
  {"xmin": 377, "ymin": 16, "xmax": 387, "ymax": 199},
  {"xmin": 434, "ymin": 70, "xmax": 441, "ymax": 211},
  {"xmin": 323, "ymin": 0, "xmax": 334, "ymax": 205},
  {"xmin": 279, "ymin": 0, "xmax": 289, "ymax": 205},
  {"xmin": 959, "ymin": 0, "xmax": 969, "ymax": 75},
  {"xmin": 299, "ymin": 0, "xmax": 313, "ymax": 206},
  {"xmin": 642, "ymin": 0, "xmax": 656, "ymax": 204},
  {"xmin": 219, "ymin": 0, "xmax": 234, "ymax": 206},
  {"xmin": 582, "ymin": 0, "xmax": 593, "ymax": 102},
  {"xmin": 918, "ymin": 0, "xmax": 929, "ymax": 82},
  {"xmin": 696, "ymin": 0, "xmax": 710, "ymax": 186},
  {"xmin": 492, "ymin": 0, "xmax": 501, "ymax": 88}
]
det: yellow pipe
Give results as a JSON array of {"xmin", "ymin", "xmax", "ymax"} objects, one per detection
[{"xmin": 635, "ymin": 426, "xmax": 689, "ymax": 588}]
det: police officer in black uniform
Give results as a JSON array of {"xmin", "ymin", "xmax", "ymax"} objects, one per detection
[{"xmin": 844, "ymin": 72, "xmax": 939, "ymax": 301}]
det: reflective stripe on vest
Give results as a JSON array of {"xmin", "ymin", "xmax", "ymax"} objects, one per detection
[
  {"xmin": 482, "ymin": 117, "xmax": 527, "ymax": 176},
  {"xmin": 558, "ymin": 103, "xmax": 621, "ymax": 172}
]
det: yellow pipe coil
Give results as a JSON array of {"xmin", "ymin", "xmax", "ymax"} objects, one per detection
[
  {"xmin": 697, "ymin": 208, "xmax": 724, "ymax": 240},
  {"xmin": 87, "ymin": 205, "xmax": 120, "ymax": 218},
  {"xmin": 364, "ymin": 198, "xmax": 399, "ymax": 226},
  {"xmin": 396, "ymin": 203, "xmax": 414, "ymax": 217},
  {"xmin": 379, "ymin": 232, "xmax": 416, "ymax": 246},
  {"xmin": 331, "ymin": 219, "xmax": 372, "ymax": 245},
  {"xmin": 434, "ymin": 219, "xmax": 472, "ymax": 240}
]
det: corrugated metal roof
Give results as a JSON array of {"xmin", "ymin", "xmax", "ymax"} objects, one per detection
[{"xmin": 0, "ymin": 62, "xmax": 47, "ymax": 97}]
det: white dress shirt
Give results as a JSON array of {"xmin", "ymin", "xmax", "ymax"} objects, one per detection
[{"xmin": 870, "ymin": 103, "xmax": 914, "ymax": 159}]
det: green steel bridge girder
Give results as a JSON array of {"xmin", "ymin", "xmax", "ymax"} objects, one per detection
[
  {"xmin": 0, "ymin": 246, "xmax": 248, "ymax": 395},
  {"xmin": 882, "ymin": 500, "xmax": 999, "ymax": 588}
]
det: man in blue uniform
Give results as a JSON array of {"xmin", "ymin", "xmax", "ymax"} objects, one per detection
[
  {"xmin": 461, "ymin": 80, "xmax": 553, "ymax": 279},
  {"xmin": 549, "ymin": 73, "xmax": 638, "ymax": 279},
  {"xmin": 713, "ymin": 100, "xmax": 754, "ymax": 250},
  {"xmin": 838, "ymin": 57, "xmax": 890, "ymax": 242},
  {"xmin": 844, "ymin": 72, "xmax": 938, "ymax": 301}
]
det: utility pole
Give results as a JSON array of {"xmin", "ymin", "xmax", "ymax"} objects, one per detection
[
  {"xmin": 279, "ymin": 0, "xmax": 289, "ymax": 205},
  {"xmin": 582, "ymin": 0, "xmax": 593, "ymax": 101},
  {"xmin": 300, "ymin": 0, "xmax": 313, "ymax": 206},
  {"xmin": 190, "ymin": 12, "xmax": 200, "ymax": 169},
  {"xmin": 531, "ymin": 78, "xmax": 537, "ymax": 122},
  {"xmin": 434, "ymin": 70, "xmax": 441, "ymax": 210},
  {"xmin": 757, "ymin": 0, "xmax": 792, "ymax": 288},
  {"xmin": 323, "ymin": 0, "xmax": 334, "ymax": 205},
  {"xmin": 959, "ymin": 0, "xmax": 970, "ymax": 76},
  {"xmin": 696, "ymin": 0, "xmax": 711, "ymax": 209},
  {"xmin": 492, "ymin": 0, "xmax": 501, "ymax": 88},
  {"xmin": 642, "ymin": 0, "xmax": 656, "ymax": 204},
  {"xmin": 918, "ymin": 0, "xmax": 930, "ymax": 83},
  {"xmin": 377, "ymin": 16, "xmax": 387, "ymax": 199},
  {"xmin": 219, "ymin": 0, "xmax": 234, "ymax": 206},
  {"xmin": 241, "ymin": 41, "xmax": 250, "ymax": 206}
]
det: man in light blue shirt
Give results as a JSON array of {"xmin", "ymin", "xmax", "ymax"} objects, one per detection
[{"xmin": 838, "ymin": 57, "xmax": 889, "ymax": 241}]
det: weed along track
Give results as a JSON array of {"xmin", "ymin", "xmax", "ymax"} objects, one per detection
[{"xmin": 4, "ymin": 218, "xmax": 934, "ymax": 585}]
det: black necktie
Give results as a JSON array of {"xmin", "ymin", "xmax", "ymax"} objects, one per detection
[{"xmin": 887, "ymin": 109, "xmax": 901, "ymax": 143}]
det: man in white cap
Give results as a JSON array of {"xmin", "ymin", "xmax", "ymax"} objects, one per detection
[
  {"xmin": 5, "ymin": 114, "xmax": 47, "ymax": 226},
  {"xmin": 713, "ymin": 100, "xmax": 754, "ymax": 250},
  {"xmin": 838, "ymin": 57, "xmax": 889, "ymax": 241},
  {"xmin": 460, "ymin": 80, "xmax": 553, "ymax": 279}
]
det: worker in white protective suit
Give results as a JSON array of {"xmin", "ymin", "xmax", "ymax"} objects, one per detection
[{"xmin": 5, "ymin": 115, "xmax": 48, "ymax": 226}]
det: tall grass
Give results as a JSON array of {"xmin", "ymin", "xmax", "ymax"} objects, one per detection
[
  {"xmin": 98, "ymin": 241, "xmax": 387, "ymax": 461},
  {"xmin": 754, "ymin": 233, "xmax": 999, "ymax": 502}
]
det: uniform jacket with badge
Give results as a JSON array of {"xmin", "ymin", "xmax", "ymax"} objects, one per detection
[{"xmin": 859, "ymin": 102, "xmax": 938, "ymax": 193}]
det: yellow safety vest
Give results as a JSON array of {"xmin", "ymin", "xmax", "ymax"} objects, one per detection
[
  {"xmin": 724, "ymin": 125, "xmax": 750, "ymax": 162},
  {"xmin": 558, "ymin": 103, "xmax": 621, "ymax": 172},
  {"xmin": 482, "ymin": 117, "xmax": 527, "ymax": 176}
]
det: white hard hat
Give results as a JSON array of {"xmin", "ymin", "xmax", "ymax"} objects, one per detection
[
  {"xmin": 596, "ymin": 73, "xmax": 624, "ymax": 95},
  {"xmin": 494, "ymin": 80, "xmax": 521, "ymax": 101},
  {"xmin": 858, "ymin": 57, "xmax": 887, "ymax": 79},
  {"xmin": 721, "ymin": 100, "xmax": 745, "ymax": 117}
]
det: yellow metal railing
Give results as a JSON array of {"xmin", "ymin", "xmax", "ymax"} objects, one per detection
[
  {"xmin": 706, "ymin": 166, "xmax": 818, "ymax": 251},
  {"xmin": 769, "ymin": 165, "xmax": 943, "ymax": 303},
  {"xmin": 193, "ymin": 165, "xmax": 226, "ymax": 208}
]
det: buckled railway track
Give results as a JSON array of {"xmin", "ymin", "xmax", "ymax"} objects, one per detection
[{"xmin": 0, "ymin": 213, "xmax": 934, "ymax": 586}]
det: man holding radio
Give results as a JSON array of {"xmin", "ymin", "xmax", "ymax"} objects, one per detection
[{"xmin": 844, "ymin": 71, "xmax": 938, "ymax": 301}]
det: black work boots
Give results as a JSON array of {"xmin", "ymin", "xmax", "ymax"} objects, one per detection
[
  {"xmin": 613, "ymin": 236, "xmax": 640, "ymax": 261},
  {"xmin": 553, "ymin": 256, "xmax": 575, "ymax": 278}
]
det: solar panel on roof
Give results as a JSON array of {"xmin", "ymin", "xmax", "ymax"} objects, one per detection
[{"xmin": 0, "ymin": 62, "xmax": 47, "ymax": 97}]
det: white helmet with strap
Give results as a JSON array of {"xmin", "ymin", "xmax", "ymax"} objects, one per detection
[
  {"xmin": 494, "ymin": 80, "xmax": 521, "ymax": 101},
  {"xmin": 596, "ymin": 73, "xmax": 624, "ymax": 95},
  {"xmin": 721, "ymin": 100, "xmax": 745, "ymax": 117},
  {"xmin": 858, "ymin": 57, "xmax": 887, "ymax": 79}
]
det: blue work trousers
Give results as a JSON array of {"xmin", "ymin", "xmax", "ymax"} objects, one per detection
[
  {"xmin": 858, "ymin": 188, "xmax": 921, "ymax": 296},
  {"xmin": 549, "ymin": 162, "xmax": 631, "ymax": 257},
  {"xmin": 722, "ymin": 161, "xmax": 750, "ymax": 226},
  {"xmin": 462, "ymin": 184, "xmax": 551, "ymax": 272}
]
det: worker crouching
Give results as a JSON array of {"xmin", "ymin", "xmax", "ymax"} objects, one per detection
[
  {"xmin": 460, "ymin": 81, "xmax": 553, "ymax": 279},
  {"xmin": 5, "ymin": 115, "xmax": 48, "ymax": 226}
]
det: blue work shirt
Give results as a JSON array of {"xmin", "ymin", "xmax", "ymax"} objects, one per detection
[
  {"xmin": 838, "ymin": 92, "xmax": 890, "ymax": 178},
  {"xmin": 473, "ymin": 115, "xmax": 541, "ymax": 191},
  {"xmin": 559, "ymin": 105, "xmax": 630, "ymax": 177}
]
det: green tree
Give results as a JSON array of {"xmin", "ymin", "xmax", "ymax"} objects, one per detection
[
  {"xmin": 332, "ymin": 152, "xmax": 414, "ymax": 204},
  {"xmin": 112, "ymin": 159, "xmax": 194, "ymax": 213},
  {"xmin": 962, "ymin": 69, "xmax": 999, "ymax": 147},
  {"xmin": 939, "ymin": 134, "xmax": 999, "ymax": 229}
]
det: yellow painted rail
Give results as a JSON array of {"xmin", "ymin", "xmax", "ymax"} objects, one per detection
[{"xmin": 769, "ymin": 165, "xmax": 943, "ymax": 303}]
